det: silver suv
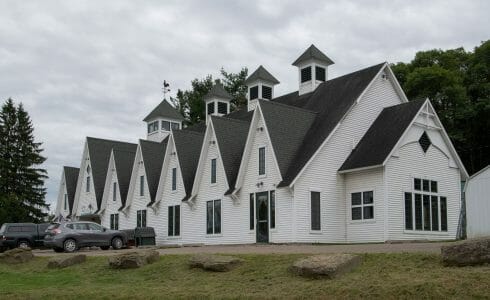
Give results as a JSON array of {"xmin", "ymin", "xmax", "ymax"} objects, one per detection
[{"xmin": 44, "ymin": 221, "xmax": 127, "ymax": 253}]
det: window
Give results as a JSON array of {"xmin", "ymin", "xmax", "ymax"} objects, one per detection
[
  {"xmin": 206, "ymin": 200, "xmax": 221, "ymax": 234},
  {"xmin": 207, "ymin": 102, "xmax": 215, "ymax": 115},
  {"xmin": 311, "ymin": 191, "xmax": 321, "ymax": 230},
  {"xmin": 211, "ymin": 158, "xmax": 217, "ymax": 184},
  {"xmin": 168, "ymin": 205, "xmax": 180, "ymax": 236},
  {"xmin": 405, "ymin": 178, "xmax": 448, "ymax": 232},
  {"xmin": 315, "ymin": 66, "xmax": 326, "ymax": 81},
  {"xmin": 136, "ymin": 210, "xmax": 147, "ymax": 227},
  {"xmin": 270, "ymin": 191, "xmax": 275, "ymax": 229},
  {"xmin": 64, "ymin": 194, "xmax": 68, "ymax": 210},
  {"xmin": 88, "ymin": 223, "xmax": 102, "ymax": 231},
  {"xmin": 262, "ymin": 86, "xmax": 272, "ymax": 100},
  {"xmin": 249, "ymin": 193, "xmax": 254, "ymax": 230},
  {"xmin": 140, "ymin": 175, "xmax": 145, "ymax": 196},
  {"xmin": 74, "ymin": 223, "xmax": 89, "ymax": 231},
  {"xmin": 419, "ymin": 131, "xmax": 431, "ymax": 153},
  {"xmin": 172, "ymin": 168, "xmax": 177, "ymax": 191},
  {"xmin": 217, "ymin": 102, "xmax": 228, "ymax": 114},
  {"xmin": 110, "ymin": 214, "xmax": 119, "ymax": 230},
  {"xmin": 250, "ymin": 86, "xmax": 259, "ymax": 100},
  {"xmin": 162, "ymin": 120, "xmax": 170, "ymax": 131},
  {"xmin": 113, "ymin": 182, "xmax": 117, "ymax": 202},
  {"xmin": 258, "ymin": 147, "xmax": 265, "ymax": 175},
  {"xmin": 301, "ymin": 66, "xmax": 312, "ymax": 83},
  {"xmin": 351, "ymin": 191, "xmax": 374, "ymax": 221},
  {"xmin": 86, "ymin": 176, "xmax": 90, "ymax": 192},
  {"xmin": 147, "ymin": 121, "xmax": 158, "ymax": 133},
  {"xmin": 171, "ymin": 122, "xmax": 180, "ymax": 131}
]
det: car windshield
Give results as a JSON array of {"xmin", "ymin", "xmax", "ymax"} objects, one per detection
[{"xmin": 0, "ymin": 224, "xmax": 5, "ymax": 234}]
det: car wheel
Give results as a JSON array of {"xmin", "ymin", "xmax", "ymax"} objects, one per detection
[
  {"xmin": 54, "ymin": 247, "xmax": 64, "ymax": 253},
  {"xmin": 111, "ymin": 237, "xmax": 123, "ymax": 250},
  {"xmin": 17, "ymin": 240, "xmax": 30, "ymax": 249},
  {"xmin": 100, "ymin": 246, "xmax": 110, "ymax": 250},
  {"xmin": 63, "ymin": 239, "xmax": 77, "ymax": 253}
]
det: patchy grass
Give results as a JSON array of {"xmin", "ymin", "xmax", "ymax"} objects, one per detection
[{"xmin": 0, "ymin": 253, "xmax": 489, "ymax": 299}]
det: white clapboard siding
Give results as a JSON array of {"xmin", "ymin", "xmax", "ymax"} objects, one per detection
[
  {"xmin": 126, "ymin": 159, "xmax": 152, "ymax": 231},
  {"xmin": 55, "ymin": 172, "xmax": 70, "ymax": 218},
  {"xmin": 100, "ymin": 161, "xmax": 123, "ymax": 230},
  {"xmin": 466, "ymin": 166, "xmax": 490, "ymax": 238},
  {"xmin": 74, "ymin": 158, "xmax": 97, "ymax": 218}
]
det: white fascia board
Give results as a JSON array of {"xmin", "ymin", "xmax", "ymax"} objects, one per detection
[
  {"xmin": 99, "ymin": 150, "xmax": 116, "ymax": 214},
  {"xmin": 384, "ymin": 63, "xmax": 409, "ymax": 103},
  {"xmin": 338, "ymin": 164, "xmax": 384, "ymax": 174},
  {"xmin": 190, "ymin": 121, "xmax": 213, "ymax": 198},
  {"xmin": 72, "ymin": 140, "xmax": 89, "ymax": 216},
  {"xmin": 123, "ymin": 144, "xmax": 142, "ymax": 210},
  {"xmin": 54, "ymin": 168, "xmax": 66, "ymax": 216},
  {"xmin": 152, "ymin": 133, "xmax": 175, "ymax": 207}
]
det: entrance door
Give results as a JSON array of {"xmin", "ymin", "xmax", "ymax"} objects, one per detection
[{"xmin": 256, "ymin": 192, "xmax": 269, "ymax": 243}]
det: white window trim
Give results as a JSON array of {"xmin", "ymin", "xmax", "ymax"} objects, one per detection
[
  {"xmin": 348, "ymin": 189, "xmax": 376, "ymax": 224},
  {"xmin": 167, "ymin": 205, "xmax": 181, "ymax": 237},
  {"xmin": 309, "ymin": 188, "xmax": 322, "ymax": 233},
  {"xmin": 206, "ymin": 199, "xmax": 222, "ymax": 236}
]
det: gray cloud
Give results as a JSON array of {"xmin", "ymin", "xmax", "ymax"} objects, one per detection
[{"xmin": 0, "ymin": 0, "xmax": 488, "ymax": 210}]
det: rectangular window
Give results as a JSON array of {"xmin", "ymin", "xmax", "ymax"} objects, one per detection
[
  {"xmin": 172, "ymin": 168, "xmax": 177, "ymax": 191},
  {"xmin": 258, "ymin": 147, "xmax": 265, "ymax": 175},
  {"xmin": 407, "ymin": 178, "xmax": 446, "ymax": 232},
  {"xmin": 162, "ymin": 121, "xmax": 170, "ymax": 131},
  {"xmin": 351, "ymin": 191, "xmax": 374, "ymax": 221},
  {"xmin": 404, "ymin": 192, "xmax": 413, "ymax": 230},
  {"xmin": 301, "ymin": 66, "xmax": 312, "ymax": 83},
  {"xmin": 311, "ymin": 192, "xmax": 321, "ymax": 230},
  {"xmin": 431, "ymin": 181, "xmax": 438, "ymax": 193},
  {"xmin": 250, "ymin": 86, "xmax": 259, "ymax": 100},
  {"xmin": 168, "ymin": 205, "xmax": 180, "ymax": 236},
  {"xmin": 110, "ymin": 214, "xmax": 119, "ymax": 230},
  {"xmin": 262, "ymin": 86, "xmax": 272, "ymax": 100},
  {"xmin": 206, "ymin": 200, "xmax": 222, "ymax": 235},
  {"xmin": 113, "ymin": 182, "xmax": 117, "ymax": 202},
  {"xmin": 207, "ymin": 102, "xmax": 215, "ymax": 115},
  {"xmin": 315, "ymin": 66, "xmax": 326, "ymax": 81},
  {"xmin": 414, "ymin": 193, "xmax": 422, "ymax": 230},
  {"xmin": 136, "ymin": 210, "xmax": 146, "ymax": 227},
  {"xmin": 440, "ymin": 197, "xmax": 447, "ymax": 231},
  {"xmin": 270, "ymin": 191, "xmax": 275, "ymax": 229},
  {"xmin": 431, "ymin": 195, "xmax": 439, "ymax": 231},
  {"xmin": 414, "ymin": 178, "xmax": 421, "ymax": 191},
  {"xmin": 423, "ymin": 195, "xmax": 430, "ymax": 231},
  {"xmin": 211, "ymin": 158, "xmax": 217, "ymax": 184},
  {"xmin": 86, "ymin": 176, "xmax": 90, "ymax": 192},
  {"xmin": 64, "ymin": 194, "xmax": 68, "ymax": 210},
  {"xmin": 422, "ymin": 179, "xmax": 430, "ymax": 192},
  {"xmin": 140, "ymin": 175, "xmax": 144, "ymax": 196},
  {"xmin": 217, "ymin": 102, "xmax": 228, "ymax": 114},
  {"xmin": 249, "ymin": 193, "xmax": 254, "ymax": 230},
  {"xmin": 171, "ymin": 122, "xmax": 180, "ymax": 131},
  {"xmin": 148, "ymin": 121, "xmax": 158, "ymax": 133}
]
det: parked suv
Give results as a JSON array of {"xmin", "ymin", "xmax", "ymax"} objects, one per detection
[
  {"xmin": 44, "ymin": 221, "xmax": 127, "ymax": 253},
  {"xmin": 0, "ymin": 223, "xmax": 50, "ymax": 252}
]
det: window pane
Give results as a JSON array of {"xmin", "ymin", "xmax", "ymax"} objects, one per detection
[
  {"xmin": 423, "ymin": 195, "xmax": 430, "ymax": 231},
  {"xmin": 115, "ymin": 214, "xmax": 119, "ymax": 230},
  {"xmin": 405, "ymin": 193, "xmax": 413, "ymax": 230},
  {"xmin": 363, "ymin": 191, "xmax": 373, "ymax": 204},
  {"xmin": 217, "ymin": 102, "xmax": 228, "ymax": 114},
  {"xmin": 301, "ymin": 66, "xmax": 312, "ymax": 83},
  {"xmin": 422, "ymin": 180, "xmax": 430, "ymax": 192},
  {"xmin": 315, "ymin": 66, "xmax": 326, "ymax": 81},
  {"xmin": 113, "ymin": 182, "xmax": 117, "ymax": 201},
  {"xmin": 249, "ymin": 193, "xmax": 254, "ymax": 230},
  {"xmin": 414, "ymin": 178, "xmax": 421, "ymax": 191},
  {"xmin": 311, "ymin": 192, "xmax": 321, "ymax": 230},
  {"xmin": 262, "ymin": 86, "xmax": 272, "ymax": 100},
  {"xmin": 110, "ymin": 214, "xmax": 114, "ymax": 230},
  {"xmin": 142, "ymin": 210, "xmax": 147, "ymax": 227},
  {"xmin": 172, "ymin": 168, "xmax": 177, "ymax": 191},
  {"xmin": 440, "ymin": 197, "xmax": 447, "ymax": 231},
  {"xmin": 147, "ymin": 123, "xmax": 152, "ymax": 133},
  {"xmin": 171, "ymin": 122, "xmax": 180, "ymax": 131},
  {"xmin": 211, "ymin": 159, "xmax": 216, "ymax": 184},
  {"xmin": 174, "ymin": 206, "xmax": 180, "ymax": 236},
  {"xmin": 363, "ymin": 206, "xmax": 374, "ymax": 219},
  {"xmin": 250, "ymin": 86, "xmax": 259, "ymax": 100},
  {"xmin": 207, "ymin": 102, "xmax": 214, "ymax": 114},
  {"xmin": 431, "ymin": 196, "xmax": 439, "ymax": 231},
  {"xmin": 351, "ymin": 192, "xmax": 361, "ymax": 206},
  {"xmin": 415, "ymin": 194, "xmax": 422, "ymax": 230},
  {"xmin": 168, "ymin": 207, "xmax": 174, "ymax": 236},
  {"xmin": 88, "ymin": 223, "xmax": 102, "ymax": 231},
  {"xmin": 86, "ymin": 176, "xmax": 90, "ymax": 192},
  {"xmin": 431, "ymin": 181, "xmax": 438, "ymax": 193},
  {"xmin": 137, "ymin": 210, "xmax": 141, "ymax": 227},
  {"xmin": 206, "ymin": 201, "xmax": 213, "ymax": 234},
  {"xmin": 259, "ymin": 147, "xmax": 265, "ymax": 175},
  {"xmin": 140, "ymin": 176, "xmax": 144, "ymax": 196},
  {"xmin": 162, "ymin": 121, "xmax": 170, "ymax": 131},
  {"xmin": 351, "ymin": 207, "xmax": 362, "ymax": 220},
  {"xmin": 214, "ymin": 200, "xmax": 221, "ymax": 234},
  {"xmin": 270, "ymin": 191, "xmax": 275, "ymax": 229}
]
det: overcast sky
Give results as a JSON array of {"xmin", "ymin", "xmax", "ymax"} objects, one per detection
[{"xmin": 0, "ymin": 0, "xmax": 488, "ymax": 210}]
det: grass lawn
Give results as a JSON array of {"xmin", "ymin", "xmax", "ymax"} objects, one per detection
[{"xmin": 0, "ymin": 253, "xmax": 489, "ymax": 299}]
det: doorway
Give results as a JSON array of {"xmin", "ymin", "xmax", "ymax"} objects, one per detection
[{"xmin": 256, "ymin": 192, "xmax": 269, "ymax": 243}]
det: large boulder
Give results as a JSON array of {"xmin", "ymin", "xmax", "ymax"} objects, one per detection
[
  {"xmin": 441, "ymin": 238, "xmax": 490, "ymax": 266},
  {"xmin": 0, "ymin": 248, "xmax": 34, "ymax": 264},
  {"xmin": 290, "ymin": 254, "xmax": 362, "ymax": 279},
  {"xmin": 47, "ymin": 254, "xmax": 86, "ymax": 269},
  {"xmin": 108, "ymin": 250, "xmax": 159, "ymax": 269},
  {"xmin": 189, "ymin": 254, "xmax": 242, "ymax": 272}
]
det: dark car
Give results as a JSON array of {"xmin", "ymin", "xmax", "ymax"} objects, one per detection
[
  {"xmin": 0, "ymin": 223, "xmax": 50, "ymax": 251},
  {"xmin": 43, "ymin": 221, "xmax": 127, "ymax": 253}
]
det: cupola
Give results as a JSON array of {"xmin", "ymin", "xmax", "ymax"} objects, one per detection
[
  {"xmin": 292, "ymin": 44, "xmax": 334, "ymax": 95},
  {"xmin": 204, "ymin": 82, "xmax": 232, "ymax": 123},
  {"xmin": 143, "ymin": 99, "xmax": 184, "ymax": 142},
  {"xmin": 245, "ymin": 65, "xmax": 280, "ymax": 111}
]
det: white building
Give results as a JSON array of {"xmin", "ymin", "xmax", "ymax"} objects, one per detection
[
  {"xmin": 57, "ymin": 44, "xmax": 468, "ymax": 244},
  {"xmin": 465, "ymin": 165, "xmax": 490, "ymax": 238}
]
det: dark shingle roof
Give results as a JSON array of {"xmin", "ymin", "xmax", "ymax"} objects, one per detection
[
  {"xmin": 86, "ymin": 137, "xmax": 137, "ymax": 210},
  {"xmin": 113, "ymin": 149, "xmax": 136, "ymax": 208},
  {"xmin": 339, "ymin": 99, "xmax": 426, "ymax": 172},
  {"xmin": 245, "ymin": 65, "xmax": 280, "ymax": 85},
  {"xmin": 140, "ymin": 138, "xmax": 168, "ymax": 204},
  {"xmin": 63, "ymin": 166, "xmax": 79, "ymax": 214},
  {"xmin": 292, "ymin": 44, "xmax": 335, "ymax": 66},
  {"xmin": 211, "ymin": 116, "xmax": 250, "ymax": 192},
  {"xmin": 143, "ymin": 99, "xmax": 184, "ymax": 122},
  {"xmin": 203, "ymin": 82, "xmax": 232, "ymax": 101},
  {"xmin": 172, "ymin": 130, "xmax": 205, "ymax": 199}
]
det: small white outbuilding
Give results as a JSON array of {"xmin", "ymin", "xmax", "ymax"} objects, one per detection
[{"xmin": 465, "ymin": 165, "xmax": 490, "ymax": 238}]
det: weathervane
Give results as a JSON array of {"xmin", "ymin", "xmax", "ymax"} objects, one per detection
[{"xmin": 162, "ymin": 80, "xmax": 171, "ymax": 100}]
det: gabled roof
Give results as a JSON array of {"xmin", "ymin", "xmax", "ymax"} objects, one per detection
[
  {"xmin": 259, "ymin": 99, "xmax": 317, "ymax": 178},
  {"xmin": 63, "ymin": 166, "xmax": 79, "ymax": 214},
  {"xmin": 143, "ymin": 99, "xmax": 184, "ymax": 122},
  {"xmin": 140, "ymin": 138, "xmax": 168, "ymax": 205},
  {"xmin": 172, "ymin": 130, "xmax": 205, "ymax": 199},
  {"xmin": 292, "ymin": 44, "xmax": 335, "ymax": 67},
  {"xmin": 245, "ymin": 65, "xmax": 280, "ymax": 85},
  {"xmin": 211, "ymin": 116, "xmax": 250, "ymax": 192},
  {"xmin": 113, "ymin": 149, "xmax": 137, "ymax": 208},
  {"xmin": 278, "ymin": 62, "xmax": 386, "ymax": 186},
  {"xmin": 86, "ymin": 137, "xmax": 137, "ymax": 210},
  {"xmin": 339, "ymin": 99, "xmax": 426, "ymax": 172},
  {"xmin": 203, "ymin": 82, "xmax": 232, "ymax": 101}
]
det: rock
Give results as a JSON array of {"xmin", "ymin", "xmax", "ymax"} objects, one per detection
[
  {"xmin": 47, "ymin": 254, "xmax": 86, "ymax": 269},
  {"xmin": 108, "ymin": 250, "xmax": 159, "ymax": 269},
  {"xmin": 0, "ymin": 248, "xmax": 34, "ymax": 264},
  {"xmin": 441, "ymin": 238, "xmax": 490, "ymax": 266},
  {"xmin": 189, "ymin": 254, "xmax": 242, "ymax": 272},
  {"xmin": 290, "ymin": 254, "xmax": 362, "ymax": 279}
]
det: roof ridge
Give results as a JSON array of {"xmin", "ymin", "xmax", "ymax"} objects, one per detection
[
  {"xmin": 327, "ymin": 62, "xmax": 386, "ymax": 83},
  {"xmin": 258, "ymin": 99, "xmax": 317, "ymax": 115},
  {"xmin": 174, "ymin": 129, "xmax": 205, "ymax": 136},
  {"xmin": 211, "ymin": 115, "xmax": 250, "ymax": 124},
  {"xmin": 87, "ymin": 136, "xmax": 137, "ymax": 145}
]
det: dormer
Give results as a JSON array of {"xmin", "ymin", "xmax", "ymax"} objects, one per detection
[
  {"xmin": 204, "ymin": 82, "xmax": 232, "ymax": 123},
  {"xmin": 143, "ymin": 99, "xmax": 184, "ymax": 142},
  {"xmin": 292, "ymin": 44, "xmax": 334, "ymax": 95},
  {"xmin": 245, "ymin": 65, "xmax": 280, "ymax": 112}
]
